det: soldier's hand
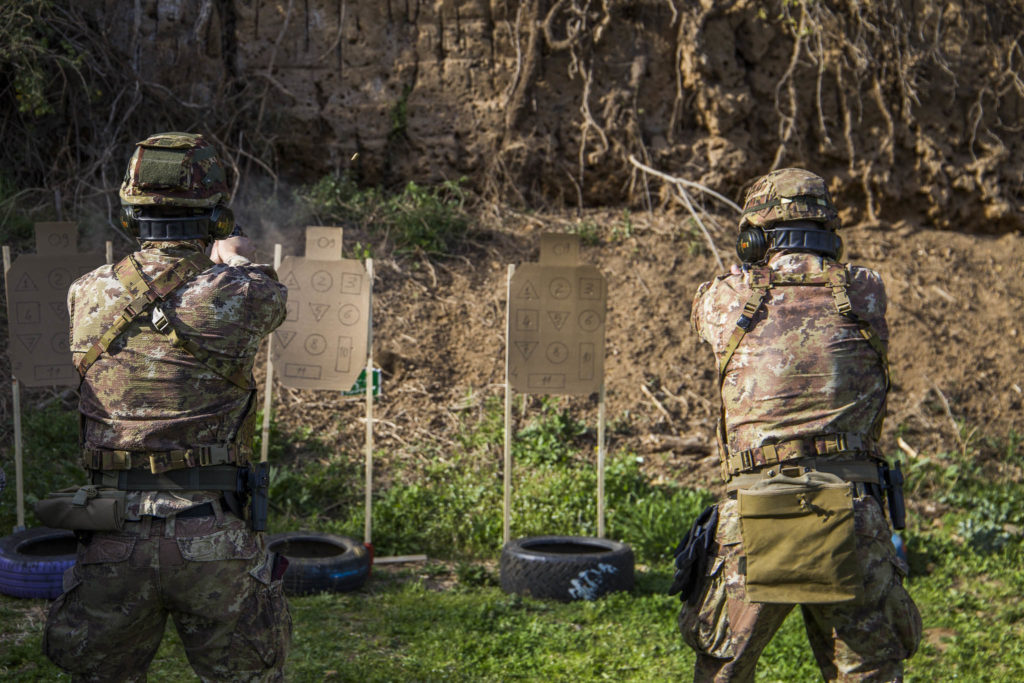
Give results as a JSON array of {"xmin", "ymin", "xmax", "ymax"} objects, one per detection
[
  {"xmin": 730, "ymin": 263, "xmax": 743, "ymax": 276},
  {"xmin": 210, "ymin": 236, "xmax": 256, "ymax": 264}
]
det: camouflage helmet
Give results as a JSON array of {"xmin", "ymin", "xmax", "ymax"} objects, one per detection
[
  {"xmin": 739, "ymin": 168, "xmax": 840, "ymax": 232},
  {"xmin": 119, "ymin": 132, "xmax": 229, "ymax": 208}
]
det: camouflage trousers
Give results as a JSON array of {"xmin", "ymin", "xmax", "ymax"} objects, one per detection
[
  {"xmin": 44, "ymin": 505, "xmax": 292, "ymax": 682},
  {"xmin": 679, "ymin": 494, "xmax": 921, "ymax": 682}
]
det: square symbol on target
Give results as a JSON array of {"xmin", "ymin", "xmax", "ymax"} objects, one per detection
[{"xmin": 515, "ymin": 309, "xmax": 539, "ymax": 332}]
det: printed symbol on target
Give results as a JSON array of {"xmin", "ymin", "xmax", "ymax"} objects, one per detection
[
  {"xmin": 579, "ymin": 277, "xmax": 602, "ymax": 300},
  {"xmin": 578, "ymin": 309, "xmax": 601, "ymax": 332},
  {"xmin": 282, "ymin": 271, "xmax": 301, "ymax": 290},
  {"xmin": 14, "ymin": 273, "xmax": 37, "ymax": 292},
  {"xmin": 304, "ymin": 334, "xmax": 327, "ymax": 356},
  {"xmin": 546, "ymin": 342, "xmax": 569, "ymax": 364},
  {"xmin": 275, "ymin": 330, "xmax": 297, "ymax": 349},
  {"xmin": 549, "ymin": 277, "xmax": 571, "ymax": 299},
  {"xmin": 47, "ymin": 268, "xmax": 71, "ymax": 290},
  {"xmin": 338, "ymin": 304, "xmax": 360, "ymax": 325},
  {"xmin": 515, "ymin": 309, "xmax": 539, "ymax": 331},
  {"xmin": 311, "ymin": 270, "xmax": 333, "ymax": 292},
  {"xmin": 340, "ymin": 273, "xmax": 362, "ymax": 294},
  {"xmin": 517, "ymin": 280, "xmax": 539, "ymax": 300},
  {"xmin": 15, "ymin": 302, "xmax": 40, "ymax": 324},
  {"xmin": 514, "ymin": 341, "xmax": 537, "ymax": 360},
  {"xmin": 309, "ymin": 303, "xmax": 330, "ymax": 322},
  {"xmin": 50, "ymin": 332, "xmax": 69, "ymax": 354}
]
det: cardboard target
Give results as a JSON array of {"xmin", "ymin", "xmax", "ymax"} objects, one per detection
[
  {"xmin": 508, "ymin": 234, "xmax": 606, "ymax": 395},
  {"xmin": 4, "ymin": 223, "xmax": 103, "ymax": 387},
  {"xmin": 271, "ymin": 227, "xmax": 371, "ymax": 390}
]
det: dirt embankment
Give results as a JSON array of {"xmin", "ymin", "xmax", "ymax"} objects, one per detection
[{"xmin": 13, "ymin": 0, "xmax": 1024, "ymax": 234}]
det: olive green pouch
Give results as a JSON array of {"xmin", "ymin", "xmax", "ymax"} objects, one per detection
[
  {"xmin": 34, "ymin": 485, "xmax": 127, "ymax": 532},
  {"xmin": 738, "ymin": 471, "xmax": 861, "ymax": 604}
]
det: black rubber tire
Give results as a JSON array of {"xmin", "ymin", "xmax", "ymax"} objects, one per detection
[
  {"xmin": 0, "ymin": 527, "xmax": 78, "ymax": 600},
  {"xmin": 265, "ymin": 531, "xmax": 371, "ymax": 596},
  {"xmin": 500, "ymin": 535, "xmax": 634, "ymax": 602}
]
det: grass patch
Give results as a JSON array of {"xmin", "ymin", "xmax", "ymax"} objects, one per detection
[
  {"xmin": 299, "ymin": 173, "xmax": 469, "ymax": 255},
  {"xmin": 4, "ymin": 399, "xmax": 1024, "ymax": 680}
]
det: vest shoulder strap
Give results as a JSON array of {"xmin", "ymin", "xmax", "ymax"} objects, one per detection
[{"xmin": 75, "ymin": 251, "xmax": 213, "ymax": 377}]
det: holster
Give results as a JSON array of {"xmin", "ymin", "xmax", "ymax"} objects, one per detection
[
  {"xmin": 34, "ymin": 485, "xmax": 127, "ymax": 532},
  {"xmin": 669, "ymin": 504, "xmax": 719, "ymax": 604}
]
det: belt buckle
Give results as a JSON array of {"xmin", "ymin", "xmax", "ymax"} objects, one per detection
[{"xmin": 199, "ymin": 447, "xmax": 212, "ymax": 467}]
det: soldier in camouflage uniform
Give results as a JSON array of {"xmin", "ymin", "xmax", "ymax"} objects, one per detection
[
  {"xmin": 683, "ymin": 168, "xmax": 921, "ymax": 681},
  {"xmin": 44, "ymin": 132, "xmax": 291, "ymax": 682}
]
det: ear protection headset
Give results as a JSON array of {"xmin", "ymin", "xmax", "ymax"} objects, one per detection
[
  {"xmin": 120, "ymin": 204, "xmax": 235, "ymax": 242},
  {"xmin": 736, "ymin": 222, "xmax": 843, "ymax": 264}
]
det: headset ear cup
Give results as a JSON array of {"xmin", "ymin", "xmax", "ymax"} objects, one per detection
[
  {"xmin": 834, "ymin": 233, "xmax": 844, "ymax": 261},
  {"xmin": 120, "ymin": 206, "xmax": 139, "ymax": 238},
  {"xmin": 736, "ymin": 227, "xmax": 768, "ymax": 264},
  {"xmin": 209, "ymin": 205, "xmax": 235, "ymax": 240}
]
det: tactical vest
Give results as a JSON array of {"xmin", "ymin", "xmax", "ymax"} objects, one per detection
[
  {"xmin": 716, "ymin": 262, "xmax": 890, "ymax": 482},
  {"xmin": 76, "ymin": 251, "xmax": 256, "ymax": 475}
]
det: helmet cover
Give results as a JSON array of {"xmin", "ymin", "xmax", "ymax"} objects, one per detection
[
  {"xmin": 739, "ymin": 168, "xmax": 840, "ymax": 232},
  {"xmin": 119, "ymin": 132, "xmax": 229, "ymax": 209}
]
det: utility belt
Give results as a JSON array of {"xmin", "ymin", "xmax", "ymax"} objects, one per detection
[
  {"xmin": 721, "ymin": 432, "xmax": 877, "ymax": 480},
  {"xmin": 82, "ymin": 445, "xmax": 248, "ymax": 474},
  {"xmin": 37, "ymin": 453, "xmax": 271, "ymax": 533}
]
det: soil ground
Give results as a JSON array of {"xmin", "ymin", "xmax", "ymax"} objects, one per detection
[{"xmin": 255, "ymin": 208, "xmax": 1024, "ymax": 496}]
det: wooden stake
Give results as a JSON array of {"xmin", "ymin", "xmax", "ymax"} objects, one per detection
[
  {"xmin": 260, "ymin": 244, "xmax": 283, "ymax": 464},
  {"xmin": 503, "ymin": 264, "xmax": 515, "ymax": 546},
  {"xmin": 3, "ymin": 245, "xmax": 25, "ymax": 531},
  {"xmin": 364, "ymin": 258, "xmax": 374, "ymax": 545},
  {"xmin": 597, "ymin": 383, "xmax": 606, "ymax": 539},
  {"xmin": 105, "ymin": 240, "xmax": 113, "ymax": 265}
]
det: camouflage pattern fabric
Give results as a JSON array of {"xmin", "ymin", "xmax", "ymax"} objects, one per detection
[
  {"xmin": 679, "ymin": 496, "xmax": 921, "ymax": 682},
  {"xmin": 691, "ymin": 252, "xmax": 889, "ymax": 453},
  {"xmin": 685, "ymin": 249, "xmax": 921, "ymax": 680},
  {"xmin": 739, "ymin": 168, "xmax": 841, "ymax": 232},
  {"xmin": 69, "ymin": 241, "xmax": 286, "ymax": 452},
  {"xmin": 44, "ymin": 508, "xmax": 292, "ymax": 682},
  {"xmin": 120, "ymin": 132, "xmax": 230, "ymax": 208}
]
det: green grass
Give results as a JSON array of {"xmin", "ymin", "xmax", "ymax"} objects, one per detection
[{"xmin": 3, "ymin": 398, "xmax": 1024, "ymax": 680}]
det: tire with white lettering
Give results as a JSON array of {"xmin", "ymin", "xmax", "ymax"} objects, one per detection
[
  {"xmin": 500, "ymin": 535, "xmax": 634, "ymax": 601},
  {"xmin": 0, "ymin": 527, "xmax": 78, "ymax": 600},
  {"xmin": 265, "ymin": 531, "xmax": 371, "ymax": 596}
]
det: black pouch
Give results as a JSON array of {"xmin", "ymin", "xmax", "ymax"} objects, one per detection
[{"xmin": 668, "ymin": 504, "xmax": 719, "ymax": 604}]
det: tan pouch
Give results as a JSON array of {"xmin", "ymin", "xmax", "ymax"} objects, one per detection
[
  {"xmin": 738, "ymin": 471, "xmax": 860, "ymax": 604},
  {"xmin": 34, "ymin": 485, "xmax": 127, "ymax": 531}
]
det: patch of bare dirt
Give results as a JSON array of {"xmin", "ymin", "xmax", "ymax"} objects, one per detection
[{"xmin": 256, "ymin": 208, "xmax": 1024, "ymax": 495}]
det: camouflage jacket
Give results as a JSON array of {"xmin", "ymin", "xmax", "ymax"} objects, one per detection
[
  {"xmin": 70, "ymin": 241, "xmax": 287, "ymax": 453},
  {"xmin": 691, "ymin": 252, "xmax": 889, "ymax": 454}
]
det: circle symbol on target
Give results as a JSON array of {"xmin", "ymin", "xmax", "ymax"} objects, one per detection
[
  {"xmin": 311, "ymin": 270, "xmax": 333, "ymax": 292},
  {"xmin": 338, "ymin": 304, "xmax": 360, "ymax": 326},
  {"xmin": 48, "ymin": 268, "xmax": 71, "ymax": 290},
  {"xmin": 304, "ymin": 334, "xmax": 327, "ymax": 355},
  {"xmin": 549, "ymin": 277, "xmax": 571, "ymax": 299},
  {"xmin": 578, "ymin": 310, "xmax": 601, "ymax": 332},
  {"xmin": 546, "ymin": 341, "xmax": 569, "ymax": 364}
]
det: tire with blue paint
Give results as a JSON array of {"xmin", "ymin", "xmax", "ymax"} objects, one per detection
[
  {"xmin": 500, "ymin": 535, "xmax": 634, "ymax": 602},
  {"xmin": 0, "ymin": 527, "xmax": 78, "ymax": 600},
  {"xmin": 265, "ymin": 531, "xmax": 370, "ymax": 596}
]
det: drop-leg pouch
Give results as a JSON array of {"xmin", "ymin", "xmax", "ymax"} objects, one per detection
[{"xmin": 738, "ymin": 472, "xmax": 860, "ymax": 603}]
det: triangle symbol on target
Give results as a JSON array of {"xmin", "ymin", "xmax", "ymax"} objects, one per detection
[
  {"xmin": 282, "ymin": 271, "xmax": 301, "ymax": 290},
  {"xmin": 275, "ymin": 330, "xmax": 297, "ymax": 349},
  {"xmin": 518, "ymin": 280, "xmax": 539, "ymax": 300},
  {"xmin": 514, "ymin": 341, "xmax": 537, "ymax": 359},
  {"xmin": 309, "ymin": 303, "xmax": 330, "ymax": 322},
  {"xmin": 49, "ymin": 301, "xmax": 66, "ymax": 317},
  {"xmin": 15, "ymin": 273, "xmax": 37, "ymax": 292},
  {"xmin": 18, "ymin": 334, "xmax": 40, "ymax": 353},
  {"xmin": 547, "ymin": 311, "xmax": 569, "ymax": 330}
]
